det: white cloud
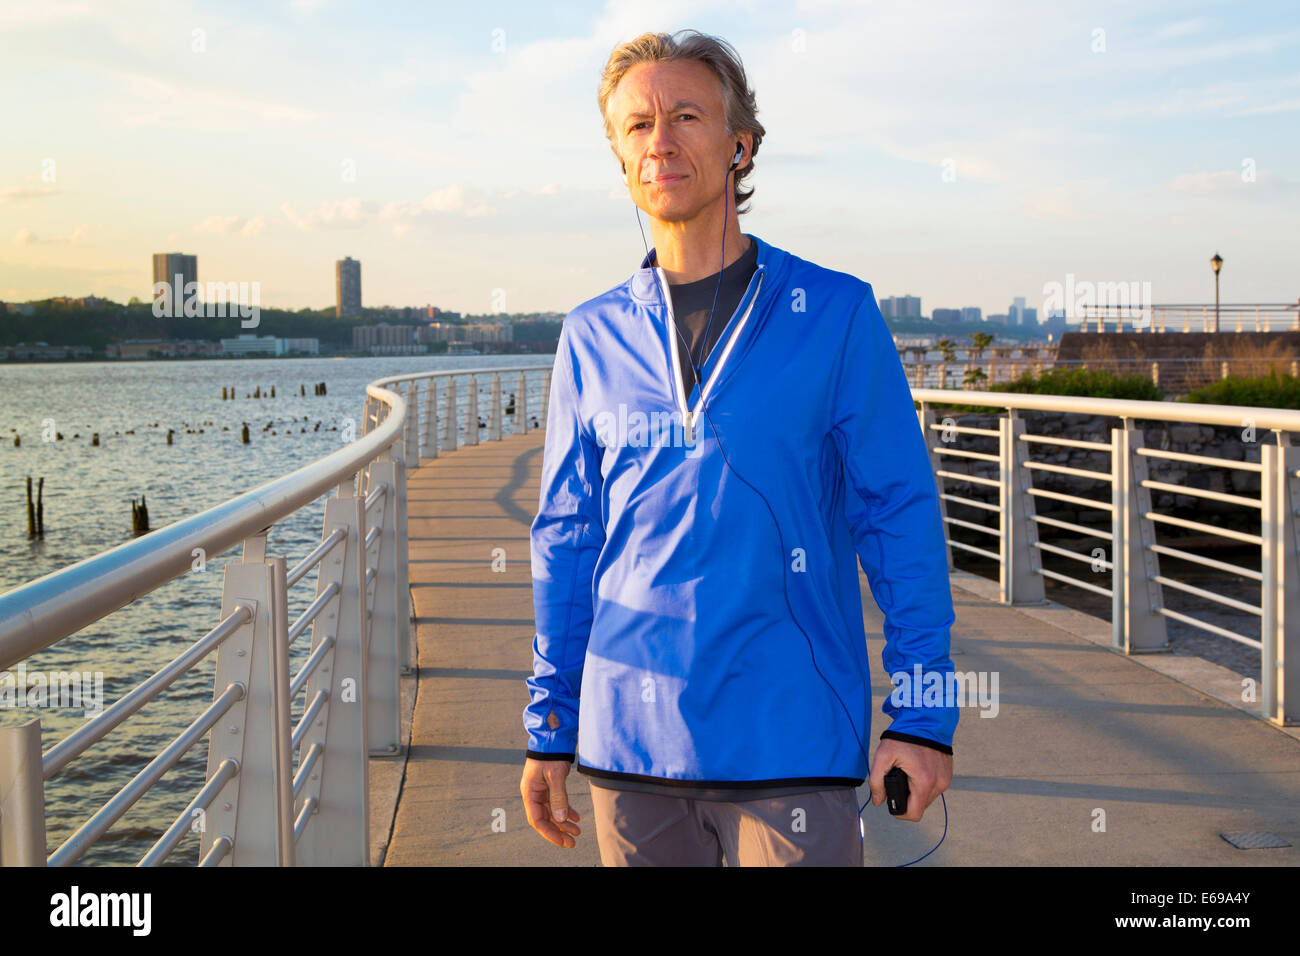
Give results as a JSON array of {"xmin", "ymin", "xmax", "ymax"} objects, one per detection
[
  {"xmin": 194, "ymin": 214, "xmax": 267, "ymax": 237},
  {"xmin": 0, "ymin": 185, "xmax": 59, "ymax": 204},
  {"xmin": 194, "ymin": 215, "xmax": 243, "ymax": 234},
  {"xmin": 379, "ymin": 185, "xmax": 498, "ymax": 221},
  {"xmin": 281, "ymin": 198, "xmax": 375, "ymax": 232},
  {"xmin": 1169, "ymin": 169, "xmax": 1296, "ymax": 201},
  {"xmin": 11, "ymin": 224, "xmax": 88, "ymax": 245}
]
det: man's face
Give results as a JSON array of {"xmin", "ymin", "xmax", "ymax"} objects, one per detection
[{"xmin": 608, "ymin": 59, "xmax": 746, "ymax": 224}]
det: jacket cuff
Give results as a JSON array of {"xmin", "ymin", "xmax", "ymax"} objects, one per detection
[
  {"xmin": 880, "ymin": 730, "xmax": 953, "ymax": 756},
  {"xmin": 525, "ymin": 749, "xmax": 575, "ymax": 762}
]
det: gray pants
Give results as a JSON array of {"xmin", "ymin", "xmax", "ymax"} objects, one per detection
[{"xmin": 590, "ymin": 785, "xmax": 863, "ymax": 866}]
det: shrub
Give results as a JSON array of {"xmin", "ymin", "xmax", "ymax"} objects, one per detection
[
  {"xmin": 1179, "ymin": 370, "xmax": 1300, "ymax": 409},
  {"xmin": 917, "ymin": 366, "xmax": 1164, "ymax": 414}
]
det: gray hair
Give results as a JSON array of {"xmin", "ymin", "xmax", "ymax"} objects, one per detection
[{"xmin": 598, "ymin": 29, "xmax": 765, "ymax": 214}]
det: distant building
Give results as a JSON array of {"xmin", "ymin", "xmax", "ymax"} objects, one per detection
[
  {"xmin": 279, "ymin": 337, "xmax": 320, "ymax": 355},
  {"xmin": 419, "ymin": 322, "xmax": 513, "ymax": 345},
  {"xmin": 1023, "ymin": 306, "xmax": 1038, "ymax": 325},
  {"xmin": 961, "ymin": 307, "xmax": 982, "ymax": 323},
  {"xmin": 932, "ymin": 308, "xmax": 962, "ymax": 323},
  {"xmin": 220, "ymin": 334, "xmax": 279, "ymax": 356},
  {"xmin": 878, "ymin": 296, "xmax": 922, "ymax": 319},
  {"xmin": 5, "ymin": 343, "xmax": 94, "ymax": 361},
  {"xmin": 988, "ymin": 313, "xmax": 1009, "ymax": 325},
  {"xmin": 336, "ymin": 257, "xmax": 362, "ymax": 318},
  {"xmin": 152, "ymin": 252, "xmax": 197, "ymax": 315},
  {"xmin": 901, "ymin": 295, "xmax": 922, "ymax": 318},
  {"xmin": 113, "ymin": 339, "xmax": 221, "ymax": 359},
  {"xmin": 1043, "ymin": 309, "xmax": 1068, "ymax": 337},
  {"xmin": 1008, "ymin": 296, "xmax": 1027, "ymax": 326},
  {"xmin": 352, "ymin": 323, "xmax": 425, "ymax": 355},
  {"xmin": 218, "ymin": 335, "xmax": 321, "ymax": 357}
]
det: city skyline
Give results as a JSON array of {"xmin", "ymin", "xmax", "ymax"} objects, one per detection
[{"xmin": 1, "ymin": 0, "xmax": 1297, "ymax": 318}]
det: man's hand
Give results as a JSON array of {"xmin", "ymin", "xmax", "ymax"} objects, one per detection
[
  {"xmin": 520, "ymin": 757, "xmax": 582, "ymax": 848},
  {"xmin": 868, "ymin": 738, "xmax": 953, "ymax": 823}
]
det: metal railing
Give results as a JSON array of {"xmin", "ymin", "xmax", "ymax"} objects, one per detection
[
  {"xmin": 904, "ymin": 355, "xmax": 1300, "ymax": 395},
  {"xmin": 0, "ymin": 365, "xmax": 551, "ymax": 866},
  {"xmin": 915, "ymin": 388, "xmax": 1300, "ymax": 728},
  {"xmin": 1076, "ymin": 303, "xmax": 1300, "ymax": 333}
]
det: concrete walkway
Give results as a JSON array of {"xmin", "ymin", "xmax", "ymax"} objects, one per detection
[{"xmin": 381, "ymin": 432, "xmax": 1300, "ymax": 866}]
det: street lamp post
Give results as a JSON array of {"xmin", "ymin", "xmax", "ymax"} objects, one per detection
[{"xmin": 1210, "ymin": 252, "xmax": 1223, "ymax": 332}]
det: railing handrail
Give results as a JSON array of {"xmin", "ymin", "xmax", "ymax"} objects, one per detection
[
  {"xmin": 911, "ymin": 387, "xmax": 1300, "ymax": 432},
  {"xmin": 0, "ymin": 364, "xmax": 546, "ymax": 671}
]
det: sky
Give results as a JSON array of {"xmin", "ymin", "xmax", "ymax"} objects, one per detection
[{"xmin": 1, "ymin": 0, "xmax": 1297, "ymax": 319}]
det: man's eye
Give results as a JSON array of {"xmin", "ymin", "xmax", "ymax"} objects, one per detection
[{"xmin": 631, "ymin": 122, "xmax": 647, "ymax": 131}]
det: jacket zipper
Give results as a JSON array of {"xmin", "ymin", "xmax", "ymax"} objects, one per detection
[{"xmin": 655, "ymin": 264, "xmax": 766, "ymax": 434}]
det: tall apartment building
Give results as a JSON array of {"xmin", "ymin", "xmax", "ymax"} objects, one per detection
[
  {"xmin": 961, "ymin": 306, "xmax": 982, "ymax": 323},
  {"xmin": 879, "ymin": 296, "xmax": 921, "ymax": 319},
  {"xmin": 897, "ymin": 295, "xmax": 922, "ymax": 319},
  {"xmin": 152, "ymin": 252, "xmax": 197, "ymax": 315},
  {"xmin": 336, "ymin": 257, "xmax": 362, "ymax": 318},
  {"xmin": 1008, "ymin": 296, "xmax": 1027, "ymax": 326},
  {"xmin": 931, "ymin": 308, "xmax": 961, "ymax": 323}
]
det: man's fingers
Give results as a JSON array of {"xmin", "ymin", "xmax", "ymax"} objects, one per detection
[
  {"xmin": 523, "ymin": 791, "xmax": 574, "ymax": 847},
  {"xmin": 545, "ymin": 764, "xmax": 573, "ymax": 823}
]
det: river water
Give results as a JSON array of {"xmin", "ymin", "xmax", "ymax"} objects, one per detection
[{"xmin": 0, "ymin": 354, "xmax": 553, "ymax": 865}]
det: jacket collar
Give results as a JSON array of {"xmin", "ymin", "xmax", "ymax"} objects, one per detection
[{"xmin": 629, "ymin": 233, "xmax": 784, "ymax": 303}]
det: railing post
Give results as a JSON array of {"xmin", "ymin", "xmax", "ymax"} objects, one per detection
[
  {"xmin": 466, "ymin": 374, "xmax": 479, "ymax": 446},
  {"xmin": 1110, "ymin": 427, "xmax": 1124, "ymax": 649},
  {"xmin": 1118, "ymin": 423, "xmax": 1168, "ymax": 652},
  {"xmin": 919, "ymin": 404, "xmax": 954, "ymax": 572},
  {"xmin": 267, "ymin": 555, "xmax": 296, "ymax": 867},
  {"xmin": 203, "ymin": 533, "xmax": 279, "ymax": 865},
  {"xmin": 0, "ymin": 719, "xmax": 47, "ymax": 866},
  {"xmin": 392, "ymin": 438, "xmax": 412, "ymax": 677},
  {"xmin": 442, "ymin": 377, "xmax": 458, "ymax": 452},
  {"xmin": 490, "ymin": 373, "xmax": 503, "ymax": 441},
  {"xmin": 362, "ymin": 457, "xmax": 401, "ymax": 755},
  {"xmin": 296, "ymin": 477, "xmax": 370, "ymax": 865},
  {"xmin": 1262, "ymin": 437, "xmax": 1300, "ymax": 726},
  {"xmin": 403, "ymin": 381, "xmax": 419, "ymax": 464},
  {"xmin": 517, "ymin": 371, "xmax": 529, "ymax": 433},
  {"xmin": 541, "ymin": 370, "xmax": 552, "ymax": 429},
  {"xmin": 423, "ymin": 379, "xmax": 438, "ymax": 460},
  {"xmin": 1001, "ymin": 411, "xmax": 1044, "ymax": 605}
]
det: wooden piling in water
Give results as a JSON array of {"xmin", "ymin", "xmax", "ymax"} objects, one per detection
[
  {"xmin": 131, "ymin": 495, "xmax": 150, "ymax": 535},
  {"xmin": 26, "ymin": 476, "xmax": 35, "ymax": 537},
  {"xmin": 36, "ymin": 478, "xmax": 43, "ymax": 537},
  {"xmin": 241, "ymin": 423, "xmax": 250, "ymax": 444}
]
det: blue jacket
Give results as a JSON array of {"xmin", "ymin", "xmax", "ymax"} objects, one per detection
[{"xmin": 524, "ymin": 233, "xmax": 958, "ymax": 788}]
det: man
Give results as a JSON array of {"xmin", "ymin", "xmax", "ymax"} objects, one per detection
[{"xmin": 519, "ymin": 29, "xmax": 957, "ymax": 866}]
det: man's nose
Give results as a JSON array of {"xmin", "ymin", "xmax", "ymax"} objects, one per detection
[{"xmin": 645, "ymin": 113, "xmax": 678, "ymax": 160}]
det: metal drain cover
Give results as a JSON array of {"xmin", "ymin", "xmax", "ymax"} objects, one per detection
[{"xmin": 1220, "ymin": 832, "xmax": 1292, "ymax": 850}]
